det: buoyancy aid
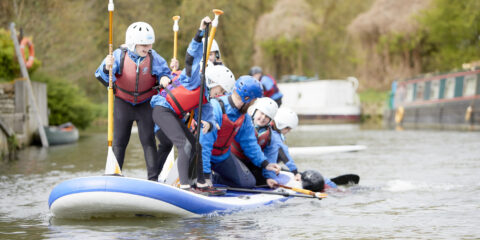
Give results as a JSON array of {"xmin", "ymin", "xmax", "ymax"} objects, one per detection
[
  {"xmin": 212, "ymin": 99, "xmax": 245, "ymax": 156},
  {"xmin": 263, "ymin": 74, "xmax": 280, "ymax": 98},
  {"xmin": 164, "ymin": 85, "xmax": 209, "ymax": 118},
  {"xmin": 114, "ymin": 48, "xmax": 157, "ymax": 104},
  {"xmin": 231, "ymin": 126, "xmax": 272, "ymax": 160}
]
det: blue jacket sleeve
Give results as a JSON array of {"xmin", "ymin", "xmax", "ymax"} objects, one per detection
[
  {"xmin": 261, "ymin": 75, "xmax": 275, "ymax": 91},
  {"xmin": 200, "ymin": 100, "xmax": 222, "ymax": 174},
  {"xmin": 94, "ymin": 49, "xmax": 122, "ymax": 84},
  {"xmin": 273, "ymin": 131, "xmax": 298, "ymax": 172},
  {"xmin": 181, "ymin": 36, "xmax": 204, "ymax": 90},
  {"xmin": 235, "ymin": 116, "xmax": 269, "ymax": 168},
  {"xmin": 150, "ymin": 50, "xmax": 172, "ymax": 81}
]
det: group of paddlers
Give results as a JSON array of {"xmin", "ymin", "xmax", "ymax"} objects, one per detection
[{"xmin": 95, "ymin": 16, "xmax": 332, "ymax": 196}]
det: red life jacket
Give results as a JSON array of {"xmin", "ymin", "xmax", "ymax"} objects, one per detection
[
  {"xmin": 164, "ymin": 85, "xmax": 209, "ymax": 118},
  {"xmin": 212, "ymin": 99, "xmax": 245, "ymax": 156},
  {"xmin": 263, "ymin": 74, "xmax": 280, "ymax": 98},
  {"xmin": 114, "ymin": 48, "xmax": 157, "ymax": 104},
  {"xmin": 231, "ymin": 126, "xmax": 272, "ymax": 160}
]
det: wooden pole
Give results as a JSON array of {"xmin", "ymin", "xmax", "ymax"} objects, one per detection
[{"xmin": 9, "ymin": 22, "xmax": 49, "ymax": 147}]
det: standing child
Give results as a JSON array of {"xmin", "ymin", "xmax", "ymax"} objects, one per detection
[
  {"xmin": 150, "ymin": 16, "xmax": 232, "ymax": 196},
  {"xmin": 95, "ymin": 22, "xmax": 171, "ymax": 181}
]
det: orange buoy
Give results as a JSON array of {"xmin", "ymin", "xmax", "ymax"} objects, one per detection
[{"xmin": 19, "ymin": 38, "xmax": 35, "ymax": 69}]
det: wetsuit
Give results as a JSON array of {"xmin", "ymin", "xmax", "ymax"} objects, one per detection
[{"xmin": 95, "ymin": 48, "xmax": 171, "ymax": 181}]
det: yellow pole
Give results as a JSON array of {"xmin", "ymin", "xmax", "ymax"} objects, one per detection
[
  {"xmin": 206, "ymin": 9, "xmax": 223, "ymax": 56},
  {"xmin": 105, "ymin": 0, "xmax": 122, "ymax": 175},
  {"xmin": 172, "ymin": 16, "xmax": 180, "ymax": 71}
]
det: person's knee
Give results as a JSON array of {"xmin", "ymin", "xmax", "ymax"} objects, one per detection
[{"xmin": 240, "ymin": 176, "xmax": 256, "ymax": 188}]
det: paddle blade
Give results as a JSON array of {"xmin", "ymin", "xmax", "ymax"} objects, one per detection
[
  {"xmin": 330, "ymin": 174, "xmax": 360, "ymax": 185},
  {"xmin": 105, "ymin": 146, "xmax": 122, "ymax": 176}
]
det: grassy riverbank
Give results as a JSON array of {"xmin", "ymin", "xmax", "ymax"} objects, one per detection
[{"xmin": 359, "ymin": 89, "xmax": 389, "ymax": 124}]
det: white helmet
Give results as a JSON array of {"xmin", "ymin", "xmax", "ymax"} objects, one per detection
[
  {"xmin": 274, "ymin": 108, "xmax": 299, "ymax": 130},
  {"xmin": 203, "ymin": 38, "xmax": 221, "ymax": 58},
  {"xmin": 205, "ymin": 65, "xmax": 235, "ymax": 93},
  {"xmin": 252, "ymin": 97, "xmax": 278, "ymax": 120},
  {"xmin": 125, "ymin": 22, "xmax": 155, "ymax": 52}
]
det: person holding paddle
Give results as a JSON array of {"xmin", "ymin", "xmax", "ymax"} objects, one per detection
[
  {"xmin": 151, "ymin": 16, "xmax": 229, "ymax": 196},
  {"xmin": 200, "ymin": 76, "xmax": 282, "ymax": 189},
  {"xmin": 95, "ymin": 21, "xmax": 171, "ymax": 181}
]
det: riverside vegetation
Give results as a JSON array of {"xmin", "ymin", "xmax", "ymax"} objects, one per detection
[{"xmin": 1, "ymin": 0, "xmax": 479, "ymax": 128}]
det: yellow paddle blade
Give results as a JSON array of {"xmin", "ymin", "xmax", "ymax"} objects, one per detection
[{"xmin": 105, "ymin": 146, "xmax": 122, "ymax": 175}]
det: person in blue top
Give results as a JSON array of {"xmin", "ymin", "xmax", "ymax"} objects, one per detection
[
  {"xmin": 95, "ymin": 22, "xmax": 171, "ymax": 181},
  {"xmin": 200, "ymin": 76, "xmax": 281, "ymax": 189},
  {"xmin": 231, "ymin": 98, "xmax": 300, "ymax": 187},
  {"xmin": 150, "ymin": 16, "xmax": 234, "ymax": 196},
  {"xmin": 249, "ymin": 66, "xmax": 283, "ymax": 107}
]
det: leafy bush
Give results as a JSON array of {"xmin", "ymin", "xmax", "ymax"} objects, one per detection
[
  {"xmin": 31, "ymin": 72, "xmax": 99, "ymax": 129},
  {"xmin": 0, "ymin": 28, "xmax": 41, "ymax": 82}
]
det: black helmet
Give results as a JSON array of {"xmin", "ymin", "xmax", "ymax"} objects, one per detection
[
  {"xmin": 301, "ymin": 170, "xmax": 325, "ymax": 192},
  {"xmin": 249, "ymin": 66, "xmax": 263, "ymax": 76}
]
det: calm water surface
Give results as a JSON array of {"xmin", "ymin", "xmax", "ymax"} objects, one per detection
[{"xmin": 1, "ymin": 125, "xmax": 479, "ymax": 239}]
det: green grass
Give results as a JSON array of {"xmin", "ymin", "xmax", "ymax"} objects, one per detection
[{"xmin": 359, "ymin": 89, "xmax": 390, "ymax": 104}]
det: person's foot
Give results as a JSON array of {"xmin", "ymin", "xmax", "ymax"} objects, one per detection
[
  {"xmin": 182, "ymin": 187, "xmax": 209, "ymax": 196},
  {"xmin": 196, "ymin": 186, "xmax": 226, "ymax": 196}
]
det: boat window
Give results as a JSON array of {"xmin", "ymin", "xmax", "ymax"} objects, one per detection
[
  {"xmin": 406, "ymin": 84, "xmax": 414, "ymax": 102},
  {"xmin": 444, "ymin": 77, "xmax": 455, "ymax": 99},
  {"xmin": 429, "ymin": 80, "xmax": 440, "ymax": 100},
  {"xmin": 463, "ymin": 74, "xmax": 477, "ymax": 97},
  {"xmin": 416, "ymin": 82, "xmax": 424, "ymax": 101}
]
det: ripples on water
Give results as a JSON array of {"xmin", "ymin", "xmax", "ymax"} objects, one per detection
[{"xmin": 1, "ymin": 126, "xmax": 479, "ymax": 239}]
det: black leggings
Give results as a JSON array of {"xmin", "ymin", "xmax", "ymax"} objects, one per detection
[
  {"xmin": 113, "ymin": 97, "xmax": 158, "ymax": 181},
  {"xmin": 152, "ymin": 106, "xmax": 205, "ymax": 185}
]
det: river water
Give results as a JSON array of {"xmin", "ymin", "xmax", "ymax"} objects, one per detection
[{"xmin": 1, "ymin": 125, "xmax": 479, "ymax": 239}]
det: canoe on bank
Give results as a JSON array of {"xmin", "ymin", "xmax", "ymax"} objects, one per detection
[
  {"xmin": 36, "ymin": 122, "xmax": 79, "ymax": 145},
  {"xmin": 48, "ymin": 172, "xmax": 303, "ymax": 219}
]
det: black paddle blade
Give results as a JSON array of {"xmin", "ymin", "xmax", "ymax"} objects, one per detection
[{"xmin": 330, "ymin": 174, "xmax": 360, "ymax": 185}]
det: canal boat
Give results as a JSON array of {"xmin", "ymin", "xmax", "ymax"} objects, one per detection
[
  {"xmin": 278, "ymin": 76, "xmax": 361, "ymax": 123},
  {"xmin": 385, "ymin": 67, "xmax": 480, "ymax": 130},
  {"xmin": 48, "ymin": 172, "xmax": 307, "ymax": 219}
]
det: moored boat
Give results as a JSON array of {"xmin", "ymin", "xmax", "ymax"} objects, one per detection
[
  {"xmin": 278, "ymin": 77, "xmax": 361, "ymax": 123},
  {"xmin": 36, "ymin": 122, "xmax": 79, "ymax": 145},
  {"xmin": 385, "ymin": 67, "xmax": 480, "ymax": 130}
]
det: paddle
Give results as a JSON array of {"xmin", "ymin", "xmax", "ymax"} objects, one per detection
[
  {"xmin": 280, "ymin": 166, "xmax": 360, "ymax": 186},
  {"xmin": 188, "ymin": 22, "xmax": 210, "ymax": 182},
  {"xmin": 172, "ymin": 15, "xmax": 180, "ymax": 71},
  {"xmin": 104, "ymin": 0, "xmax": 122, "ymax": 176},
  {"xmin": 224, "ymin": 187, "xmax": 326, "ymax": 199},
  {"xmin": 205, "ymin": 9, "xmax": 224, "ymax": 55},
  {"xmin": 275, "ymin": 184, "xmax": 327, "ymax": 199},
  {"xmin": 330, "ymin": 174, "xmax": 360, "ymax": 185}
]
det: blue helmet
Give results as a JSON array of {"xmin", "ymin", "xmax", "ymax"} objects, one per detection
[{"xmin": 235, "ymin": 75, "xmax": 263, "ymax": 103}]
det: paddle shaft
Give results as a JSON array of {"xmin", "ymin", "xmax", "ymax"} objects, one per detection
[
  {"xmin": 224, "ymin": 187, "xmax": 320, "ymax": 199},
  {"xmin": 107, "ymin": 2, "xmax": 114, "ymax": 147},
  {"xmin": 189, "ymin": 23, "xmax": 210, "ymax": 181},
  {"xmin": 276, "ymin": 184, "xmax": 327, "ymax": 199}
]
